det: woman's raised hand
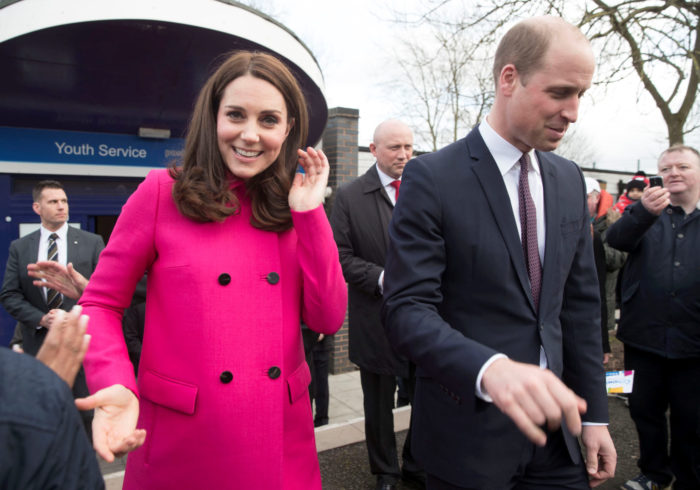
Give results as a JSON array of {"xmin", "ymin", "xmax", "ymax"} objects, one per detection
[{"xmin": 288, "ymin": 147, "xmax": 329, "ymax": 212}]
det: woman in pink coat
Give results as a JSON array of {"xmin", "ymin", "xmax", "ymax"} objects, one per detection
[{"xmin": 76, "ymin": 51, "xmax": 347, "ymax": 489}]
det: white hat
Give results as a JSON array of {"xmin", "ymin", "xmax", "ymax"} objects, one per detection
[{"xmin": 584, "ymin": 177, "xmax": 601, "ymax": 195}]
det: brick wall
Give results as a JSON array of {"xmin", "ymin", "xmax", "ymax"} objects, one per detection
[{"xmin": 322, "ymin": 107, "xmax": 359, "ymax": 374}]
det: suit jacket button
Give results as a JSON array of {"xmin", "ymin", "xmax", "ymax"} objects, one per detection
[
  {"xmin": 266, "ymin": 272, "xmax": 280, "ymax": 285},
  {"xmin": 267, "ymin": 366, "xmax": 281, "ymax": 379},
  {"xmin": 218, "ymin": 273, "xmax": 231, "ymax": 286},
  {"xmin": 220, "ymin": 371, "xmax": 233, "ymax": 383}
]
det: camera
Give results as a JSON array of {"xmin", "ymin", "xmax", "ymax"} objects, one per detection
[{"xmin": 649, "ymin": 176, "xmax": 663, "ymax": 187}]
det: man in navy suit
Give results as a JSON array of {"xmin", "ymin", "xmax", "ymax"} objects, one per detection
[
  {"xmin": 382, "ymin": 16, "xmax": 616, "ymax": 489},
  {"xmin": 1, "ymin": 180, "xmax": 104, "ymax": 434}
]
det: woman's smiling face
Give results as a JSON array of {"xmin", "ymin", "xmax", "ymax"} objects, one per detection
[{"xmin": 216, "ymin": 75, "xmax": 291, "ymax": 180}]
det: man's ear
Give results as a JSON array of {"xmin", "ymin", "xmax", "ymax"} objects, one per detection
[
  {"xmin": 499, "ymin": 64, "xmax": 519, "ymax": 97},
  {"xmin": 32, "ymin": 202, "xmax": 41, "ymax": 216},
  {"xmin": 369, "ymin": 143, "xmax": 377, "ymax": 157}
]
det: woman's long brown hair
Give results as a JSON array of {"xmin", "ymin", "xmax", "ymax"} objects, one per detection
[{"xmin": 170, "ymin": 51, "xmax": 309, "ymax": 231}]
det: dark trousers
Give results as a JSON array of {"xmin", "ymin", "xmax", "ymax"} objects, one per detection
[
  {"xmin": 625, "ymin": 344, "xmax": 700, "ymax": 489},
  {"xmin": 311, "ymin": 336, "xmax": 330, "ymax": 424},
  {"xmin": 360, "ymin": 368, "xmax": 421, "ymax": 484},
  {"xmin": 426, "ymin": 429, "xmax": 589, "ymax": 489}
]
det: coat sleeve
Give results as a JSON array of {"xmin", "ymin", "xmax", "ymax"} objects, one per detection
[
  {"xmin": 0, "ymin": 240, "xmax": 45, "ymax": 329},
  {"xmin": 558, "ymin": 170, "xmax": 608, "ymax": 424},
  {"xmin": 606, "ymin": 201, "xmax": 659, "ymax": 252},
  {"xmin": 292, "ymin": 205, "xmax": 347, "ymax": 335},
  {"xmin": 79, "ymin": 171, "xmax": 161, "ymax": 395},
  {"xmin": 329, "ymin": 185, "xmax": 383, "ymax": 295},
  {"xmin": 381, "ymin": 158, "xmax": 498, "ymax": 400}
]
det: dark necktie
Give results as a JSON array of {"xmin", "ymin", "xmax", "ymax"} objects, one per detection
[
  {"xmin": 389, "ymin": 180, "xmax": 401, "ymax": 201},
  {"xmin": 518, "ymin": 153, "xmax": 541, "ymax": 310},
  {"xmin": 46, "ymin": 233, "xmax": 63, "ymax": 310}
]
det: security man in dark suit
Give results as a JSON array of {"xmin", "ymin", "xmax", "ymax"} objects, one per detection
[
  {"xmin": 331, "ymin": 119, "xmax": 423, "ymax": 490},
  {"xmin": 1, "ymin": 180, "xmax": 104, "ymax": 434},
  {"xmin": 382, "ymin": 17, "xmax": 616, "ymax": 489}
]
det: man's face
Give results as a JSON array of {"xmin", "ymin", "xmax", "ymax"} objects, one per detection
[
  {"xmin": 587, "ymin": 191, "xmax": 600, "ymax": 217},
  {"xmin": 33, "ymin": 188, "xmax": 69, "ymax": 231},
  {"xmin": 503, "ymin": 40, "xmax": 595, "ymax": 153},
  {"xmin": 658, "ymin": 149, "xmax": 700, "ymax": 201},
  {"xmin": 370, "ymin": 124, "xmax": 414, "ymax": 180}
]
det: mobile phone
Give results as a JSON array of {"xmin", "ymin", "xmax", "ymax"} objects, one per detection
[{"xmin": 649, "ymin": 176, "xmax": 663, "ymax": 187}]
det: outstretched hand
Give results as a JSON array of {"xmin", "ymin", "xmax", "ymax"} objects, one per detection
[
  {"xmin": 36, "ymin": 305, "xmax": 90, "ymax": 388},
  {"xmin": 481, "ymin": 358, "xmax": 587, "ymax": 446},
  {"xmin": 75, "ymin": 384, "xmax": 146, "ymax": 462},
  {"xmin": 28, "ymin": 261, "xmax": 88, "ymax": 300},
  {"xmin": 288, "ymin": 147, "xmax": 329, "ymax": 212}
]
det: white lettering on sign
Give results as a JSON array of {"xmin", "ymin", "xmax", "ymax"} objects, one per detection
[
  {"xmin": 55, "ymin": 141, "xmax": 148, "ymax": 159},
  {"xmin": 98, "ymin": 144, "xmax": 148, "ymax": 159},
  {"xmin": 55, "ymin": 142, "xmax": 95, "ymax": 156}
]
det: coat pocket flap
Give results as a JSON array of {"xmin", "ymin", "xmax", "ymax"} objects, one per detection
[
  {"xmin": 287, "ymin": 361, "xmax": 312, "ymax": 404},
  {"xmin": 139, "ymin": 369, "xmax": 198, "ymax": 415}
]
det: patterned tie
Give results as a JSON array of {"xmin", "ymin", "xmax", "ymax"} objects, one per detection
[
  {"xmin": 518, "ymin": 153, "xmax": 542, "ymax": 310},
  {"xmin": 389, "ymin": 180, "xmax": 401, "ymax": 201},
  {"xmin": 46, "ymin": 233, "xmax": 63, "ymax": 310}
]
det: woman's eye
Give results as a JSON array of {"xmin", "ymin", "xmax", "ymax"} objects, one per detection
[{"xmin": 261, "ymin": 116, "xmax": 278, "ymax": 125}]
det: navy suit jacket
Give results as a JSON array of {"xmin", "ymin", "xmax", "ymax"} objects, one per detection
[
  {"xmin": 382, "ymin": 127, "xmax": 607, "ymax": 487},
  {"xmin": 1, "ymin": 226, "xmax": 104, "ymax": 356}
]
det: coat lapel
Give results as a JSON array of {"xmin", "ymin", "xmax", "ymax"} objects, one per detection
[
  {"xmin": 467, "ymin": 132, "xmax": 533, "ymax": 311},
  {"xmin": 538, "ymin": 151, "xmax": 560, "ymax": 313},
  {"xmin": 361, "ymin": 164, "xmax": 393, "ymax": 253},
  {"xmin": 66, "ymin": 226, "xmax": 79, "ymax": 264}
]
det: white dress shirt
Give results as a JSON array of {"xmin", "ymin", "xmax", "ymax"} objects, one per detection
[{"xmin": 38, "ymin": 222, "xmax": 68, "ymax": 301}]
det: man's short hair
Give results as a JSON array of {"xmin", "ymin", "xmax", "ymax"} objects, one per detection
[
  {"xmin": 658, "ymin": 144, "xmax": 700, "ymax": 165},
  {"xmin": 32, "ymin": 180, "xmax": 64, "ymax": 202},
  {"xmin": 492, "ymin": 21, "xmax": 551, "ymax": 87}
]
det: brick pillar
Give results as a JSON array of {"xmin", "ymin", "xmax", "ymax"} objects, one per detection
[{"xmin": 322, "ymin": 107, "xmax": 359, "ymax": 374}]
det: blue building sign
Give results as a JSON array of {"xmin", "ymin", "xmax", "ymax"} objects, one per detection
[{"xmin": 0, "ymin": 126, "xmax": 184, "ymax": 168}]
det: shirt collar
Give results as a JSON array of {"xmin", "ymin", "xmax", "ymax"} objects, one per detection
[
  {"xmin": 376, "ymin": 163, "xmax": 398, "ymax": 187},
  {"xmin": 40, "ymin": 222, "xmax": 68, "ymax": 242},
  {"xmin": 479, "ymin": 116, "xmax": 540, "ymax": 177}
]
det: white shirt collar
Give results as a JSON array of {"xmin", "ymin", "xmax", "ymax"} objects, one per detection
[
  {"xmin": 376, "ymin": 163, "xmax": 398, "ymax": 187},
  {"xmin": 40, "ymin": 222, "xmax": 68, "ymax": 242},
  {"xmin": 479, "ymin": 116, "xmax": 541, "ymax": 177}
]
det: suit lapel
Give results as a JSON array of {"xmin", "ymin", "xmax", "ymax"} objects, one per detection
[
  {"xmin": 467, "ymin": 131, "xmax": 533, "ymax": 310},
  {"xmin": 538, "ymin": 151, "xmax": 560, "ymax": 312},
  {"xmin": 66, "ymin": 226, "xmax": 79, "ymax": 264},
  {"xmin": 361, "ymin": 164, "xmax": 393, "ymax": 253}
]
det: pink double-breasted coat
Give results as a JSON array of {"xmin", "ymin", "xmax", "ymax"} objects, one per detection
[{"xmin": 80, "ymin": 169, "xmax": 347, "ymax": 489}]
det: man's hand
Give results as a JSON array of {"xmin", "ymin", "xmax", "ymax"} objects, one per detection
[
  {"xmin": 75, "ymin": 384, "xmax": 146, "ymax": 462},
  {"xmin": 582, "ymin": 425, "xmax": 617, "ymax": 487},
  {"xmin": 481, "ymin": 358, "xmax": 587, "ymax": 446},
  {"xmin": 36, "ymin": 305, "xmax": 90, "ymax": 387},
  {"xmin": 39, "ymin": 309, "xmax": 61, "ymax": 329},
  {"xmin": 640, "ymin": 185, "xmax": 670, "ymax": 216},
  {"xmin": 28, "ymin": 261, "xmax": 88, "ymax": 300}
]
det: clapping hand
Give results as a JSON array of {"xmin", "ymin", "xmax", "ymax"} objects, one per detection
[
  {"xmin": 36, "ymin": 305, "xmax": 90, "ymax": 388},
  {"xmin": 28, "ymin": 261, "xmax": 88, "ymax": 300}
]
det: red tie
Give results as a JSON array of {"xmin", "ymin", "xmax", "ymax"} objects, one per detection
[
  {"xmin": 518, "ymin": 153, "xmax": 541, "ymax": 310},
  {"xmin": 390, "ymin": 180, "xmax": 401, "ymax": 201}
]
